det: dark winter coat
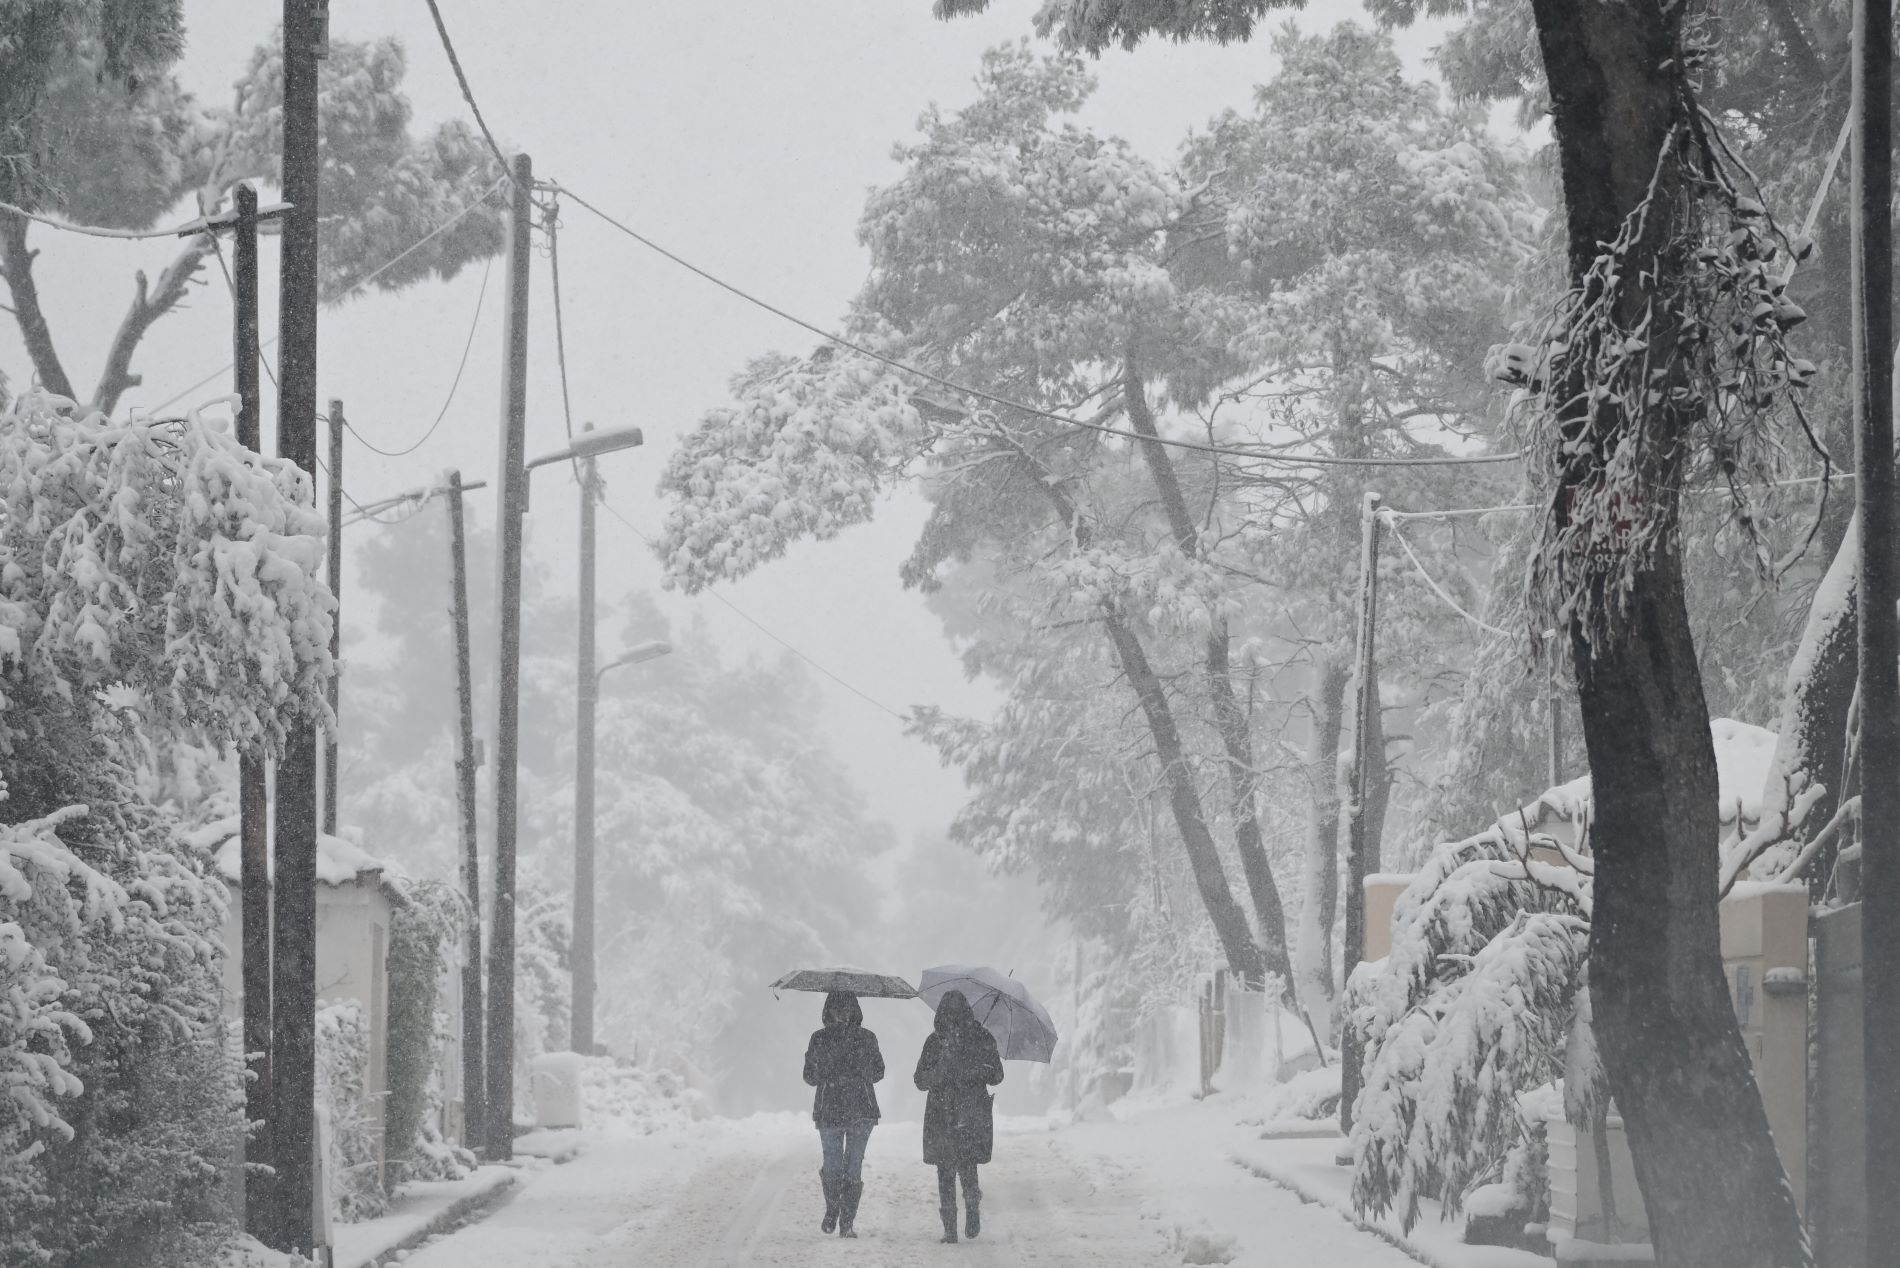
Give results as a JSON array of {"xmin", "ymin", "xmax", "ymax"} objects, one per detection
[
  {"xmin": 803, "ymin": 1024, "xmax": 885, "ymax": 1126},
  {"xmin": 914, "ymin": 1024, "xmax": 1004, "ymax": 1166}
]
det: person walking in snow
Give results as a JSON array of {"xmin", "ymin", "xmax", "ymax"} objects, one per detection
[
  {"xmin": 803, "ymin": 991, "xmax": 885, "ymax": 1238},
  {"xmin": 914, "ymin": 989, "xmax": 1005, "ymax": 1244}
]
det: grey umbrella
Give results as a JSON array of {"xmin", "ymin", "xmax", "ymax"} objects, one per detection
[
  {"xmin": 769, "ymin": 965, "xmax": 918, "ymax": 999},
  {"xmin": 918, "ymin": 965, "xmax": 1058, "ymax": 1062}
]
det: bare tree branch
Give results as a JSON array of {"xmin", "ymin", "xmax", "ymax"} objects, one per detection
[
  {"xmin": 0, "ymin": 215, "xmax": 77, "ymax": 400},
  {"xmin": 91, "ymin": 237, "xmax": 215, "ymax": 417}
]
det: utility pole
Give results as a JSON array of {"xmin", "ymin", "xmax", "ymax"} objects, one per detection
[
  {"xmin": 324, "ymin": 402, "xmax": 344, "ymax": 838},
  {"xmin": 232, "ymin": 181, "xmax": 275, "ymax": 1242},
  {"xmin": 1852, "ymin": 0, "xmax": 1900, "ymax": 1249},
  {"xmin": 572, "ymin": 440, "xmax": 599, "ymax": 1055},
  {"xmin": 445, "ymin": 469, "xmax": 486, "ymax": 1143},
  {"xmin": 487, "ymin": 151, "xmax": 534, "ymax": 1160},
  {"xmin": 271, "ymin": 0, "xmax": 326, "ymax": 1252},
  {"xmin": 1338, "ymin": 491, "xmax": 1382, "ymax": 1138}
]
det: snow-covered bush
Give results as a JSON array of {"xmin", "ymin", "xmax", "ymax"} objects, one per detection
[
  {"xmin": 579, "ymin": 1055, "xmax": 710, "ymax": 1135},
  {"xmin": 0, "ymin": 799, "xmax": 245, "ymax": 1268},
  {"xmin": 1345, "ymin": 805, "xmax": 1592, "ymax": 1233},
  {"xmin": 0, "ymin": 390, "xmax": 332, "ymax": 1263},
  {"xmin": 315, "ymin": 1001, "xmax": 386, "ymax": 1222},
  {"xmin": 0, "ymin": 392, "xmax": 333, "ymax": 756}
]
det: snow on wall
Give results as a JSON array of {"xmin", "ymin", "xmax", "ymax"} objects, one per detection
[{"xmin": 194, "ymin": 816, "xmax": 403, "ymax": 889}]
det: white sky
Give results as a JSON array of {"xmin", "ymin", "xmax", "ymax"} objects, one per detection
[{"xmin": 5, "ymin": 0, "xmax": 1453, "ymax": 846}]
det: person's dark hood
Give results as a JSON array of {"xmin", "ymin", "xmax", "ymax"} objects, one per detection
[
  {"xmin": 934, "ymin": 988, "xmax": 976, "ymax": 1037},
  {"xmin": 822, "ymin": 990, "xmax": 863, "ymax": 1028}
]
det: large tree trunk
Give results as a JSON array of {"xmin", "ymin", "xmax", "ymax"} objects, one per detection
[
  {"xmin": 1026, "ymin": 463, "xmax": 1267, "ymax": 986},
  {"xmin": 1124, "ymin": 363, "xmax": 1296, "ymax": 992},
  {"xmin": 1100, "ymin": 607, "xmax": 1267, "ymax": 986},
  {"xmin": 1531, "ymin": 2, "xmax": 1812, "ymax": 1264},
  {"xmin": 1297, "ymin": 658, "xmax": 1347, "ymax": 1033}
]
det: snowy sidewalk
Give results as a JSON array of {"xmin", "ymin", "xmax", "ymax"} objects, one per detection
[
  {"xmin": 1059, "ymin": 1096, "xmax": 1551, "ymax": 1268},
  {"xmin": 332, "ymin": 1165, "xmax": 518, "ymax": 1268}
]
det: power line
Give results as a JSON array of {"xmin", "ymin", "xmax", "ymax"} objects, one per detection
[
  {"xmin": 597, "ymin": 499, "xmax": 909, "ymax": 722},
  {"xmin": 1381, "ymin": 470, "xmax": 1859, "ymax": 522},
  {"xmin": 343, "ymin": 254, "xmax": 493, "ymax": 458},
  {"xmin": 546, "ymin": 195, "xmax": 584, "ymax": 483},
  {"xmin": 1378, "ymin": 509, "xmax": 1514, "ymax": 639},
  {"xmin": 546, "ymin": 181, "xmax": 1522, "ymax": 471},
  {"xmin": 419, "ymin": 0, "xmax": 542, "ymax": 208},
  {"xmin": 0, "ymin": 199, "xmax": 236, "ymax": 241},
  {"xmin": 149, "ymin": 176, "xmax": 507, "ymax": 415}
]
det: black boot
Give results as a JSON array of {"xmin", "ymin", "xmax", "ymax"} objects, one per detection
[
  {"xmin": 820, "ymin": 1170, "xmax": 840, "ymax": 1234},
  {"xmin": 839, "ymin": 1180, "xmax": 863, "ymax": 1239},
  {"xmin": 964, "ymin": 1167, "xmax": 981, "ymax": 1239},
  {"xmin": 938, "ymin": 1167, "xmax": 959, "ymax": 1243}
]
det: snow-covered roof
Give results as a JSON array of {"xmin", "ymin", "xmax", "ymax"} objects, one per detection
[{"xmin": 185, "ymin": 815, "xmax": 405, "ymax": 896}]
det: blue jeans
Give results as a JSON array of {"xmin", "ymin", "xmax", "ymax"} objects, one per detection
[{"xmin": 818, "ymin": 1120, "xmax": 875, "ymax": 1183}]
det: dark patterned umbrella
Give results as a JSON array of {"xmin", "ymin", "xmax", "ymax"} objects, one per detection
[{"xmin": 769, "ymin": 965, "xmax": 918, "ymax": 999}]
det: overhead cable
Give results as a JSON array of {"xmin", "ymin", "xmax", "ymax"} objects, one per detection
[
  {"xmin": 149, "ymin": 176, "xmax": 507, "ymax": 414},
  {"xmin": 343, "ymin": 254, "xmax": 493, "ymax": 458},
  {"xmin": 1378, "ymin": 509, "xmax": 1515, "ymax": 639},
  {"xmin": 547, "ymin": 181, "xmax": 1522, "ymax": 471},
  {"xmin": 420, "ymin": 0, "xmax": 543, "ymax": 207},
  {"xmin": 0, "ymin": 199, "xmax": 243, "ymax": 241}
]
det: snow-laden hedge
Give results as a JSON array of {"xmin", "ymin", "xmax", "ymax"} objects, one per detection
[
  {"xmin": 316, "ymin": 1002, "xmax": 386, "ymax": 1222},
  {"xmin": 0, "ymin": 391, "xmax": 334, "ymax": 1265}
]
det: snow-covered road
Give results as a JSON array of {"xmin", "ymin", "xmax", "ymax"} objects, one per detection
[{"xmin": 395, "ymin": 1108, "xmax": 1427, "ymax": 1268}]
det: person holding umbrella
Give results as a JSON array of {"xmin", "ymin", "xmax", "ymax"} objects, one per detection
[
  {"xmin": 913, "ymin": 989, "xmax": 1005, "ymax": 1243},
  {"xmin": 802, "ymin": 991, "xmax": 885, "ymax": 1237}
]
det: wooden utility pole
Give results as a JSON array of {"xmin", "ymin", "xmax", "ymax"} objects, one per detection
[
  {"xmin": 487, "ymin": 152, "xmax": 534, "ymax": 1160},
  {"xmin": 445, "ymin": 469, "xmax": 486, "ymax": 1143},
  {"xmin": 232, "ymin": 181, "xmax": 275, "ymax": 1241},
  {"xmin": 1338, "ymin": 491, "xmax": 1382, "ymax": 1137},
  {"xmin": 324, "ymin": 402, "xmax": 344, "ymax": 838},
  {"xmin": 572, "ymin": 445, "xmax": 599, "ymax": 1055},
  {"xmin": 271, "ymin": 0, "xmax": 325, "ymax": 1251},
  {"xmin": 1852, "ymin": 0, "xmax": 1900, "ymax": 1249}
]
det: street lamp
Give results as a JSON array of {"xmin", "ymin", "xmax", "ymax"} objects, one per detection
[
  {"xmin": 573, "ymin": 636, "xmax": 671, "ymax": 1054},
  {"xmin": 491, "ymin": 421, "xmax": 643, "ymax": 1150},
  {"xmin": 597, "ymin": 639, "xmax": 673, "ymax": 687}
]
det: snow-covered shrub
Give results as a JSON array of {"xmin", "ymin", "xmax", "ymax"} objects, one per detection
[
  {"xmin": 511, "ymin": 882, "xmax": 571, "ymax": 1124},
  {"xmin": 382, "ymin": 880, "xmax": 470, "ymax": 1187},
  {"xmin": 579, "ymin": 1055, "xmax": 710, "ymax": 1135},
  {"xmin": 315, "ymin": 1002, "xmax": 386, "ymax": 1222},
  {"xmin": 0, "ymin": 391, "xmax": 332, "ymax": 1263},
  {"xmin": 1346, "ymin": 808, "xmax": 1592, "ymax": 1233},
  {"xmin": 1248, "ymin": 1064, "xmax": 1341, "ymax": 1124},
  {"xmin": 0, "ymin": 799, "xmax": 245, "ymax": 1268},
  {"xmin": 0, "ymin": 392, "xmax": 334, "ymax": 755}
]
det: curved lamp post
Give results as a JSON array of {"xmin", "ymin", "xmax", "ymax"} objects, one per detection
[{"xmin": 573, "ymin": 636, "xmax": 670, "ymax": 1052}]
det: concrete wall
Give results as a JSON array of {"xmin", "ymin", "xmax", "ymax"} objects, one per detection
[
  {"xmin": 220, "ymin": 877, "xmax": 395, "ymax": 1171},
  {"xmin": 1548, "ymin": 1116, "xmax": 1646, "ymax": 1245},
  {"xmin": 1718, "ymin": 883, "xmax": 1809, "ymax": 1212}
]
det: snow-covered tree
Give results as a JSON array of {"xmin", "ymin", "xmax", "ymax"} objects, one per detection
[
  {"xmin": 661, "ymin": 32, "xmax": 1536, "ymax": 1032},
  {"xmin": 0, "ymin": 390, "xmax": 332, "ymax": 1265},
  {"xmin": 0, "ymin": 25, "xmax": 504, "ymax": 415}
]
